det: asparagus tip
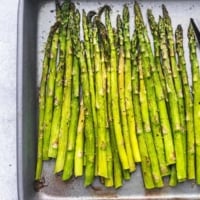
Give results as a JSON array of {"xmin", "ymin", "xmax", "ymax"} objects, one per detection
[
  {"xmin": 87, "ymin": 11, "xmax": 97, "ymax": 23},
  {"xmin": 162, "ymin": 4, "xmax": 169, "ymax": 16}
]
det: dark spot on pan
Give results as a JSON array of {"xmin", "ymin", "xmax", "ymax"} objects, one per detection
[{"xmin": 33, "ymin": 177, "xmax": 48, "ymax": 192}]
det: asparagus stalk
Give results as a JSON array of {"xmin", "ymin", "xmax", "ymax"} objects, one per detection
[
  {"xmin": 138, "ymin": 55, "xmax": 163, "ymax": 188},
  {"xmin": 122, "ymin": 5, "xmax": 140, "ymax": 163},
  {"xmin": 92, "ymin": 21, "xmax": 108, "ymax": 178},
  {"xmin": 162, "ymin": 6, "xmax": 186, "ymax": 179},
  {"xmin": 158, "ymin": 16, "xmax": 186, "ymax": 182},
  {"xmin": 117, "ymin": 15, "xmax": 135, "ymax": 172},
  {"xmin": 101, "ymin": 55, "xmax": 113, "ymax": 187},
  {"xmin": 96, "ymin": 21, "xmax": 114, "ymax": 186},
  {"xmin": 99, "ymin": 21, "xmax": 123, "ymax": 188},
  {"xmin": 107, "ymin": 49, "xmax": 123, "ymax": 189},
  {"xmin": 74, "ymin": 99, "xmax": 85, "ymax": 177},
  {"xmin": 188, "ymin": 23, "xmax": 200, "ymax": 183},
  {"xmin": 35, "ymin": 23, "xmax": 59, "ymax": 180},
  {"xmin": 134, "ymin": 3, "xmax": 167, "ymax": 179},
  {"xmin": 42, "ymin": 25, "xmax": 59, "ymax": 160},
  {"xmin": 62, "ymin": 9, "xmax": 81, "ymax": 181},
  {"xmin": 169, "ymin": 165, "xmax": 178, "ymax": 186},
  {"xmin": 105, "ymin": 7, "xmax": 129, "ymax": 170},
  {"xmin": 176, "ymin": 25, "xmax": 195, "ymax": 180},
  {"xmin": 147, "ymin": 10, "xmax": 167, "ymax": 97},
  {"xmin": 54, "ymin": 6, "xmax": 74, "ymax": 173},
  {"xmin": 131, "ymin": 32, "xmax": 155, "ymax": 189},
  {"xmin": 82, "ymin": 10, "xmax": 98, "ymax": 173},
  {"xmin": 147, "ymin": 9, "xmax": 175, "ymax": 170},
  {"xmin": 79, "ymin": 41, "xmax": 95, "ymax": 186},
  {"xmin": 48, "ymin": 0, "xmax": 72, "ymax": 158},
  {"xmin": 48, "ymin": 25, "xmax": 66, "ymax": 158}
]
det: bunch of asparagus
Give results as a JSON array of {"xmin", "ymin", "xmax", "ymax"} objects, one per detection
[{"xmin": 35, "ymin": 0, "xmax": 200, "ymax": 189}]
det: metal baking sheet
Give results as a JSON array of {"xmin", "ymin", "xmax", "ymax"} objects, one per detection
[{"xmin": 17, "ymin": 0, "xmax": 200, "ymax": 199}]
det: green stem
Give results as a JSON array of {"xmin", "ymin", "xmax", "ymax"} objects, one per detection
[
  {"xmin": 54, "ymin": 8, "xmax": 74, "ymax": 173},
  {"xmin": 62, "ymin": 9, "xmax": 81, "ymax": 180},
  {"xmin": 138, "ymin": 54, "xmax": 163, "ymax": 188},
  {"xmin": 147, "ymin": 10, "xmax": 175, "ymax": 170},
  {"xmin": 162, "ymin": 6, "xmax": 186, "ymax": 182},
  {"xmin": 105, "ymin": 8, "xmax": 129, "ymax": 170},
  {"xmin": 48, "ymin": 25, "xmax": 66, "ymax": 158},
  {"xmin": 79, "ymin": 41, "xmax": 95, "ymax": 186},
  {"xmin": 74, "ymin": 99, "xmax": 85, "ymax": 177},
  {"xmin": 188, "ymin": 23, "xmax": 200, "ymax": 183},
  {"xmin": 176, "ymin": 24, "xmax": 195, "ymax": 180},
  {"xmin": 158, "ymin": 16, "xmax": 186, "ymax": 182},
  {"xmin": 131, "ymin": 32, "xmax": 155, "ymax": 189},
  {"xmin": 35, "ymin": 22, "xmax": 59, "ymax": 180},
  {"xmin": 134, "ymin": 3, "xmax": 167, "ymax": 182},
  {"xmin": 123, "ymin": 5, "xmax": 140, "ymax": 162},
  {"xmin": 42, "ymin": 26, "xmax": 59, "ymax": 160},
  {"xmin": 117, "ymin": 15, "xmax": 135, "ymax": 172},
  {"xmin": 93, "ymin": 21, "xmax": 108, "ymax": 178}
]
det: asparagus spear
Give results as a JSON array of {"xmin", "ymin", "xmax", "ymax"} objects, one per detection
[
  {"xmin": 176, "ymin": 25, "xmax": 195, "ymax": 180},
  {"xmin": 48, "ymin": 0, "xmax": 71, "ymax": 159},
  {"xmin": 134, "ymin": 2, "xmax": 167, "ymax": 178},
  {"xmin": 100, "ymin": 43, "xmax": 113, "ymax": 187},
  {"xmin": 162, "ymin": 6, "xmax": 186, "ymax": 179},
  {"xmin": 82, "ymin": 10, "xmax": 98, "ymax": 172},
  {"xmin": 107, "ymin": 47, "xmax": 123, "ymax": 189},
  {"xmin": 147, "ymin": 9, "xmax": 175, "ymax": 170},
  {"xmin": 92, "ymin": 21, "xmax": 108, "ymax": 178},
  {"xmin": 158, "ymin": 16, "xmax": 186, "ymax": 182},
  {"xmin": 105, "ymin": 7, "xmax": 129, "ymax": 170},
  {"xmin": 95, "ymin": 20, "xmax": 114, "ymax": 186},
  {"xmin": 147, "ymin": 10, "xmax": 167, "ymax": 97},
  {"xmin": 62, "ymin": 9, "xmax": 81, "ymax": 181},
  {"xmin": 188, "ymin": 23, "xmax": 200, "ymax": 183},
  {"xmin": 123, "ymin": 5, "xmax": 141, "ymax": 163},
  {"xmin": 138, "ymin": 53, "xmax": 163, "ymax": 188},
  {"xmin": 35, "ymin": 23, "xmax": 59, "ymax": 180},
  {"xmin": 117, "ymin": 15, "xmax": 135, "ymax": 172},
  {"xmin": 131, "ymin": 33, "xmax": 155, "ymax": 188},
  {"xmin": 74, "ymin": 99, "xmax": 85, "ymax": 177},
  {"xmin": 42, "ymin": 25, "xmax": 59, "ymax": 160},
  {"xmin": 54, "ymin": 5, "xmax": 74, "ymax": 173},
  {"xmin": 99, "ymin": 20, "xmax": 123, "ymax": 188},
  {"xmin": 79, "ymin": 41, "xmax": 95, "ymax": 186},
  {"xmin": 48, "ymin": 26, "xmax": 67, "ymax": 158}
]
